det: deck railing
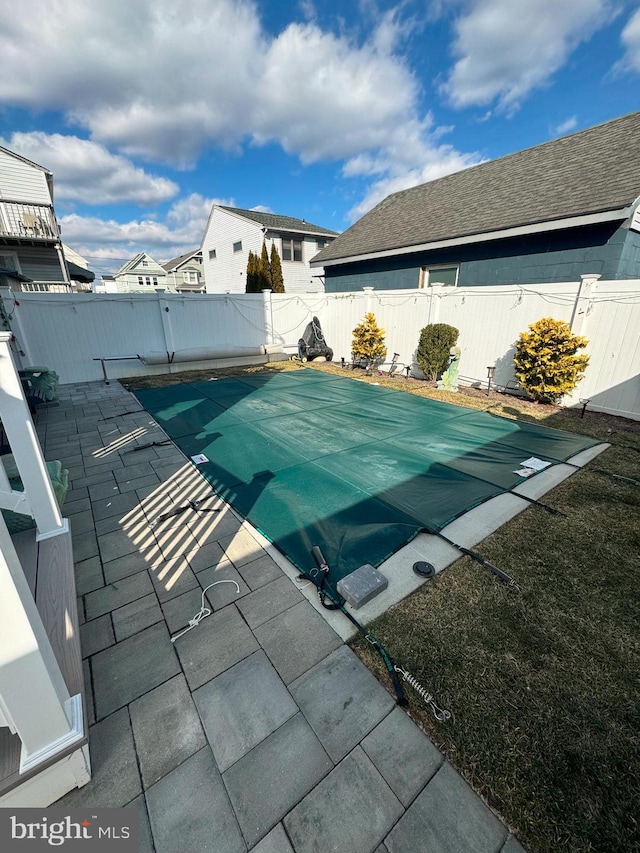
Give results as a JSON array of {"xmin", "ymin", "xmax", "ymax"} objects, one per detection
[
  {"xmin": 0, "ymin": 332, "xmax": 89, "ymax": 804},
  {"xmin": 0, "ymin": 201, "xmax": 58, "ymax": 241}
]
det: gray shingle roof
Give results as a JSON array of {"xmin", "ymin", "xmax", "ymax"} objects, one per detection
[
  {"xmin": 218, "ymin": 206, "xmax": 339, "ymax": 237},
  {"xmin": 315, "ymin": 111, "xmax": 640, "ymax": 265},
  {"xmin": 161, "ymin": 249, "xmax": 201, "ymax": 272}
]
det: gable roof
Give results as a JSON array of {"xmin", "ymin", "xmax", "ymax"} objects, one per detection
[
  {"xmin": 0, "ymin": 144, "xmax": 55, "ymax": 201},
  {"xmin": 217, "ymin": 205, "xmax": 339, "ymax": 237},
  {"xmin": 161, "ymin": 249, "xmax": 201, "ymax": 272},
  {"xmin": 0, "ymin": 145, "xmax": 52, "ymax": 176},
  {"xmin": 314, "ymin": 110, "xmax": 640, "ymax": 266},
  {"xmin": 114, "ymin": 253, "xmax": 166, "ymax": 276}
]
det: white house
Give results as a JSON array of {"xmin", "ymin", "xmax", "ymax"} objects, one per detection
[
  {"xmin": 112, "ymin": 253, "xmax": 169, "ymax": 293},
  {"xmin": 201, "ymin": 205, "xmax": 339, "ymax": 294},
  {"xmin": 161, "ymin": 249, "xmax": 205, "ymax": 293},
  {"xmin": 0, "ymin": 146, "xmax": 71, "ymax": 292}
]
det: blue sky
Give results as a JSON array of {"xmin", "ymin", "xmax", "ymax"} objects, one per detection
[{"xmin": 1, "ymin": 0, "xmax": 639, "ymax": 278}]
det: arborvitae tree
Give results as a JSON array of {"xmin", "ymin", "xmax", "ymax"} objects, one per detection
[
  {"xmin": 270, "ymin": 243, "xmax": 285, "ymax": 293},
  {"xmin": 259, "ymin": 241, "xmax": 271, "ymax": 291},
  {"xmin": 351, "ymin": 312, "xmax": 387, "ymax": 366},
  {"xmin": 245, "ymin": 251, "xmax": 258, "ymax": 293},
  {"xmin": 514, "ymin": 317, "xmax": 589, "ymax": 403},
  {"xmin": 416, "ymin": 323, "xmax": 459, "ymax": 380}
]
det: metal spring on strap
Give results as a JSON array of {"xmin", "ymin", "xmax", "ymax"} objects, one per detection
[{"xmin": 394, "ymin": 666, "xmax": 451, "ymax": 722}]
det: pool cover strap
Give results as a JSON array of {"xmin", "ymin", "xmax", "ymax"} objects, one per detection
[{"xmin": 305, "ymin": 546, "xmax": 408, "ymax": 707}]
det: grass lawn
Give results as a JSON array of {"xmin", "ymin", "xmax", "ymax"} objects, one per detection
[
  {"xmin": 124, "ymin": 361, "xmax": 639, "ymax": 852},
  {"xmin": 341, "ymin": 373, "xmax": 639, "ymax": 853}
]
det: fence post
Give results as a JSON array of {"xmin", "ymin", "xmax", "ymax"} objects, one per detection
[
  {"xmin": 262, "ymin": 289, "xmax": 274, "ymax": 345},
  {"xmin": 427, "ymin": 285, "xmax": 444, "ymax": 325},
  {"xmin": 571, "ymin": 274, "xmax": 600, "ymax": 336},
  {"xmin": 362, "ymin": 286, "xmax": 374, "ymax": 314},
  {"xmin": 157, "ymin": 291, "xmax": 176, "ymax": 365},
  {"xmin": 0, "ymin": 291, "xmax": 34, "ymax": 366}
]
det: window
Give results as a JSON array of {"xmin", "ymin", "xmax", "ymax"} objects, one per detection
[
  {"xmin": 137, "ymin": 276, "xmax": 144, "ymax": 286},
  {"xmin": 22, "ymin": 283, "xmax": 49, "ymax": 292},
  {"xmin": 233, "ymin": 241, "xmax": 242, "ymax": 253},
  {"xmin": 208, "ymin": 249, "xmax": 217, "ymax": 260},
  {"xmin": 183, "ymin": 270, "xmax": 199, "ymax": 284},
  {"xmin": 152, "ymin": 277, "xmax": 158, "ymax": 286},
  {"xmin": 282, "ymin": 237, "xmax": 302, "ymax": 262},
  {"xmin": 316, "ymin": 239, "xmax": 328, "ymax": 250},
  {"xmin": 142, "ymin": 260, "xmax": 149, "ymax": 267},
  {"xmin": 421, "ymin": 265, "xmax": 458, "ymax": 288}
]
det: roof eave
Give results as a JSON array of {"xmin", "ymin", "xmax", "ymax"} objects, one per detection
[{"xmin": 311, "ymin": 207, "xmax": 632, "ymax": 268}]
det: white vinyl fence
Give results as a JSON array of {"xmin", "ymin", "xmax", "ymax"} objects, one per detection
[{"xmin": 2, "ymin": 276, "xmax": 639, "ymax": 419}]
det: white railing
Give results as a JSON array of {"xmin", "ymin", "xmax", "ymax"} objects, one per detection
[
  {"xmin": 0, "ymin": 331, "xmax": 88, "ymax": 798},
  {"xmin": 0, "ymin": 201, "xmax": 58, "ymax": 240},
  {"xmin": 0, "ymin": 333, "xmax": 65, "ymax": 539}
]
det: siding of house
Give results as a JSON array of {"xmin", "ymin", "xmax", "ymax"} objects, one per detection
[
  {"xmin": 202, "ymin": 209, "xmax": 329, "ymax": 294},
  {"xmin": 166, "ymin": 257, "xmax": 204, "ymax": 290},
  {"xmin": 266, "ymin": 231, "xmax": 326, "ymax": 293},
  {"xmin": 17, "ymin": 246, "xmax": 67, "ymax": 283},
  {"xmin": 114, "ymin": 256, "xmax": 168, "ymax": 293},
  {"xmin": 617, "ymin": 226, "xmax": 640, "ymax": 278},
  {"xmin": 324, "ymin": 221, "xmax": 632, "ymax": 292},
  {"xmin": 203, "ymin": 209, "xmax": 262, "ymax": 294},
  {"xmin": 0, "ymin": 150, "xmax": 51, "ymax": 204}
]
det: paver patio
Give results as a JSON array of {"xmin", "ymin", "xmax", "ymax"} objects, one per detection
[{"xmin": 43, "ymin": 379, "xmax": 525, "ymax": 852}]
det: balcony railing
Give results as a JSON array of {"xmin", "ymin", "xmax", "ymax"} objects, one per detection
[{"xmin": 0, "ymin": 201, "xmax": 58, "ymax": 241}]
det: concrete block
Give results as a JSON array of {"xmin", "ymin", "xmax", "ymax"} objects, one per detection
[{"xmin": 337, "ymin": 563, "xmax": 388, "ymax": 609}]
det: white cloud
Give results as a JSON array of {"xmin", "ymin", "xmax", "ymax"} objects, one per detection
[
  {"xmin": 345, "ymin": 139, "xmax": 481, "ymax": 221},
  {"xmin": 554, "ymin": 116, "xmax": 578, "ymax": 135},
  {"xmin": 0, "ymin": 3, "xmax": 468, "ymax": 167},
  {"xmin": 616, "ymin": 7, "xmax": 640, "ymax": 73},
  {"xmin": 0, "ymin": 132, "xmax": 178, "ymax": 205},
  {"xmin": 0, "ymin": 0, "xmax": 484, "ymax": 223},
  {"xmin": 442, "ymin": 0, "xmax": 613, "ymax": 112},
  {"xmin": 60, "ymin": 193, "xmax": 232, "ymax": 273}
]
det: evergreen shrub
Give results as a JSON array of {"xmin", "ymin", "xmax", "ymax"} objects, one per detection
[
  {"xmin": 514, "ymin": 317, "xmax": 589, "ymax": 403},
  {"xmin": 416, "ymin": 323, "xmax": 459, "ymax": 380}
]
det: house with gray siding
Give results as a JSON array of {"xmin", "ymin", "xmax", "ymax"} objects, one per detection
[
  {"xmin": 312, "ymin": 111, "xmax": 640, "ymax": 291},
  {"xmin": 202, "ymin": 205, "xmax": 339, "ymax": 294},
  {"xmin": 0, "ymin": 146, "xmax": 72, "ymax": 292},
  {"xmin": 161, "ymin": 249, "xmax": 205, "ymax": 293}
]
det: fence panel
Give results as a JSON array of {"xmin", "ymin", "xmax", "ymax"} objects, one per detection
[
  {"xmin": 2, "ymin": 280, "xmax": 638, "ymax": 419},
  {"xmin": 163, "ymin": 293, "xmax": 266, "ymax": 352},
  {"xmin": 565, "ymin": 282, "xmax": 640, "ymax": 418},
  {"xmin": 5, "ymin": 292, "xmax": 166, "ymax": 383},
  {"xmin": 435, "ymin": 283, "xmax": 579, "ymax": 389}
]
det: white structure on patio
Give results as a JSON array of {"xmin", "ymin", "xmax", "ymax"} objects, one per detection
[
  {"xmin": 0, "ymin": 332, "xmax": 89, "ymax": 806},
  {"xmin": 201, "ymin": 205, "xmax": 339, "ymax": 294}
]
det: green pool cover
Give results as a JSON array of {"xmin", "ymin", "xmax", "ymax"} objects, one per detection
[{"xmin": 134, "ymin": 369, "xmax": 598, "ymax": 583}]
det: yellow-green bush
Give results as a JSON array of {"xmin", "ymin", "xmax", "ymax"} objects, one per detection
[
  {"xmin": 351, "ymin": 312, "xmax": 387, "ymax": 366},
  {"xmin": 514, "ymin": 317, "xmax": 589, "ymax": 403}
]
